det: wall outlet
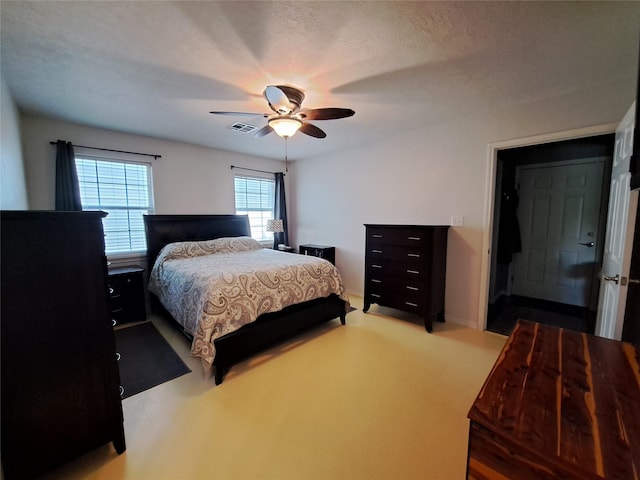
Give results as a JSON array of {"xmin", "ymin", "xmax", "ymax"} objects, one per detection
[{"xmin": 451, "ymin": 216, "xmax": 464, "ymax": 227}]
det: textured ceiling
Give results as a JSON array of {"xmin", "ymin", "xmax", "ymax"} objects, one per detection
[{"xmin": 1, "ymin": 1, "xmax": 639, "ymax": 160}]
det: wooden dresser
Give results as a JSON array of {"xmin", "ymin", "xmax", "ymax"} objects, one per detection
[
  {"xmin": 467, "ymin": 320, "xmax": 640, "ymax": 480},
  {"xmin": 1, "ymin": 211, "xmax": 125, "ymax": 479},
  {"xmin": 363, "ymin": 224, "xmax": 449, "ymax": 332}
]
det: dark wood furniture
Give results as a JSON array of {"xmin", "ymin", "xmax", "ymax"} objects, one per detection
[
  {"xmin": 108, "ymin": 266, "xmax": 146, "ymax": 326},
  {"xmin": 1, "ymin": 211, "xmax": 125, "ymax": 480},
  {"xmin": 467, "ymin": 320, "xmax": 640, "ymax": 480},
  {"xmin": 299, "ymin": 244, "xmax": 335, "ymax": 265},
  {"xmin": 143, "ymin": 214, "xmax": 347, "ymax": 385},
  {"xmin": 363, "ymin": 224, "xmax": 449, "ymax": 332}
]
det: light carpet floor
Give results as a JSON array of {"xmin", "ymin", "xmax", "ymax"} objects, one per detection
[{"xmin": 41, "ymin": 296, "xmax": 506, "ymax": 480}]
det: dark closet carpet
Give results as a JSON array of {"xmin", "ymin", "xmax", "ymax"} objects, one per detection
[
  {"xmin": 114, "ymin": 322, "xmax": 191, "ymax": 399},
  {"xmin": 487, "ymin": 295, "xmax": 595, "ymax": 337}
]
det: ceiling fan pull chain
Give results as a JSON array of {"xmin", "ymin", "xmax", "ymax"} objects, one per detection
[{"xmin": 285, "ymin": 137, "xmax": 289, "ymax": 173}]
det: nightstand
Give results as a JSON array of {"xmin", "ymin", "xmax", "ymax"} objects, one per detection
[
  {"xmin": 108, "ymin": 266, "xmax": 146, "ymax": 326},
  {"xmin": 299, "ymin": 244, "xmax": 335, "ymax": 265}
]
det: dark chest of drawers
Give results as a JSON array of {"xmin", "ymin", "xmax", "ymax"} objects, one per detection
[
  {"xmin": 108, "ymin": 266, "xmax": 146, "ymax": 326},
  {"xmin": 363, "ymin": 224, "xmax": 449, "ymax": 332},
  {"xmin": 0, "ymin": 211, "xmax": 125, "ymax": 479}
]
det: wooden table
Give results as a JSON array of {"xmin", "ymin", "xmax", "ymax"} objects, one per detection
[{"xmin": 466, "ymin": 320, "xmax": 640, "ymax": 480}]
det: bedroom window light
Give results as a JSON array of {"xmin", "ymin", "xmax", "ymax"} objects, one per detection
[
  {"xmin": 75, "ymin": 156, "xmax": 154, "ymax": 255},
  {"xmin": 234, "ymin": 175, "xmax": 275, "ymax": 243}
]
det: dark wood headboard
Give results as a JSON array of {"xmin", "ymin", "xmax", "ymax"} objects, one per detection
[{"xmin": 143, "ymin": 214, "xmax": 251, "ymax": 269}]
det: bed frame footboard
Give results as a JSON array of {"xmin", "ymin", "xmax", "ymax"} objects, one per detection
[
  {"xmin": 151, "ymin": 292, "xmax": 347, "ymax": 385},
  {"xmin": 212, "ymin": 294, "xmax": 347, "ymax": 384}
]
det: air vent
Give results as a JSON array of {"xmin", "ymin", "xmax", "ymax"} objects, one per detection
[{"xmin": 228, "ymin": 122, "xmax": 258, "ymax": 134}]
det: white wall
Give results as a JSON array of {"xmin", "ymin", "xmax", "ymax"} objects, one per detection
[
  {"xmin": 21, "ymin": 114, "xmax": 286, "ymax": 213},
  {"xmin": 1, "ymin": 73, "xmax": 28, "ymax": 209},
  {"xmin": 291, "ymin": 79, "xmax": 633, "ymax": 329}
]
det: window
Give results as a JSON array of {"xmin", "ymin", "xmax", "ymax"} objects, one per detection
[
  {"xmin": 234, "ymin": 175, "xmax": 274, "ymax": 242},
  {"xmin": 75, "ymin": 156, "xmax": 154, "ymax": 255}
]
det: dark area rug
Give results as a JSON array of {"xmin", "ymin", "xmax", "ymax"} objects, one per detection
[{"xmin": 114, "ymin": 322, "xmax": 191, "ymax": 399}]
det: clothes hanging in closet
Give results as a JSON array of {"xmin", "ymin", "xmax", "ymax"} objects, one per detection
[{"xmin": 497, "ymin": 188, "xmax": 522, "ymax": 264}]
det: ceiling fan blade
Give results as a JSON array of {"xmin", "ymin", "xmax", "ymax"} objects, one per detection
[
  {"xmin": 299, "ymin": 123, "xmax": 326, "ymax": 138},
  {"xmin": 276, "ymin": 85, "xmax": 305, "ymax": 111},
  {"xmin": 264, "ymin": 86, "xmax": 294, "ymax": 114},
  {"xmin": 210, "ymin": 111, "xmax": 265, "ymax": 116},
  {"xmin": 299, "ymin": 108, "xmax": 355, "ymax": 120},
  {"xmin": 254, "ymin": 125, "xmax": 273, "ymax": 138}
]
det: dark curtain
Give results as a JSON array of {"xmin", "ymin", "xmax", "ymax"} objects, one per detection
[
  {"xmin": 273, "ymin": 172, "xmax": 289, "ymax": 248},
  {"xmin": 55, "ymin": 140, "xmax": 82, "ymax": 211}
]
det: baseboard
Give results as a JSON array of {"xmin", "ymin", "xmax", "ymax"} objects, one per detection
[
  {"xmin": 445, "ymin": 313, "xmax": 478, "ymax": 330},
  {"xmin": 346, "ymin": 287, "xmax": 364, "ymax": 298}
]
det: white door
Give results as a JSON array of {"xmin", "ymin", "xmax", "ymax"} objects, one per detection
[
  {"xmin": 512, "ymin": 160, "xmax": 605, "ymax": 306},
  {"xmin": 595, "ymin": 103, "xmax": 637, "ymax": 340}
]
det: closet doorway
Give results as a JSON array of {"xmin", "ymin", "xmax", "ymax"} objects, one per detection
[{"xmin": 486, "ymin": 134, "xmax": 614, "ymax": 336}]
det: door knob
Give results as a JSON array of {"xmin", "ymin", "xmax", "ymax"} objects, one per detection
[
  {"xmin": 578, "ymin": 241, "xmax": 595, "ymax": 247},
  {"xmin": 603, "ymin": 274, "xmax": 620, "ymax": 284}
]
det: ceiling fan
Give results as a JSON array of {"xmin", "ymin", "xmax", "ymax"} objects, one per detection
[{"xmin": 210, "ymin": 85, "xmax": 355, "ymax": 139}]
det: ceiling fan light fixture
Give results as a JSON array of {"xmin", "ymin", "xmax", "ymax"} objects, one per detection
[{"xmin": 268, "ymin": 117, "xmax": 302, "ymax": 138}]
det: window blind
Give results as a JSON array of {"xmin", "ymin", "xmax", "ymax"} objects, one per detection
[
  {"xmin": 76, "ymin": 157, "xmax": 153, "ymax": 254},
  {"xmin": 234, "ymin": 175, "xmax": 274, "ymax": 241}
]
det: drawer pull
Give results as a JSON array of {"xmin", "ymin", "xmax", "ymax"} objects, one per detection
[
  {"xmin": 116, "ymin": 352, "xmax": 121, "ymax": 361},
  {"xmin": 371, "ymin": 279, "xmax": 382, "ymax": 283},
  {"xmin": 372, "ymin": 264, "xmax": 383, "ymax": 269},
  {"xmin": 112, "ymin": 319, "xmax": 117, "ymax": 327},
  {"xmin": 109, "ymin": 287, "xmax": 114, "ymax": 294},
  {"xmin": 371, "ymin": 293, "xmax": 381, "ymax": 298},
  {"xmin": 405, "ymin": 302, "xmax": 418, "ymax": 307},
  {"xmin": 406, "ymin": 286, "xmax": 419, "ymax": 291},
  {"xmin": 119, "ymin": 385, "xmax": 125, "ymax": 397},
  {"xmin": 372, "ymin": 249, "xmax": 383, "ymax": 254},
  {"xmin": 407, "ymin": 269, "xmax": 420, "ymax": 274},
  {"xmin": 112, "ymin": 308, "xmax": 123, "ymax": 313},
  {"xmin": 408, "ymin": 236, "xmax": 421, "ymax": 241},
  {"xmin": 372, "ymin": 234, "xmax": 383, "ymax": 238},
  {"xmin": 407, "ymin": 253, "xmax": 421, "ymax": 258}
]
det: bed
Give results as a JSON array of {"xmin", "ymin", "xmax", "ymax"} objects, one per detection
[{"xmin": 144, "ymin": 214, "xmax": 349, "ymax": 384}]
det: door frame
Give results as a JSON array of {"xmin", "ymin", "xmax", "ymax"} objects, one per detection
[{"xmin": 478, "ymin": 123, "xmax": 619, "ymax": 331}]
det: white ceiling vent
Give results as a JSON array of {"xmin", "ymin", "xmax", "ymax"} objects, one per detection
[{"xmin": 228, "ymin": 122, "xmax": 258, "ymax": 134}]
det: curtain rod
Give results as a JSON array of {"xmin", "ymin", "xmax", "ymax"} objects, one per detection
[
  {"xmin": 50, "ymin": 140, "xmax": 161, "ymax": 160},
  {"xmin": 230, "ymin": 165, "xmax": 284, "ymax": 175}
]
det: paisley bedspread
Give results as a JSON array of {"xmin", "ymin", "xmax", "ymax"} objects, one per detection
[{"xmin": 148, "ymin": 237, "xmax": 349, "ymax": 370}]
